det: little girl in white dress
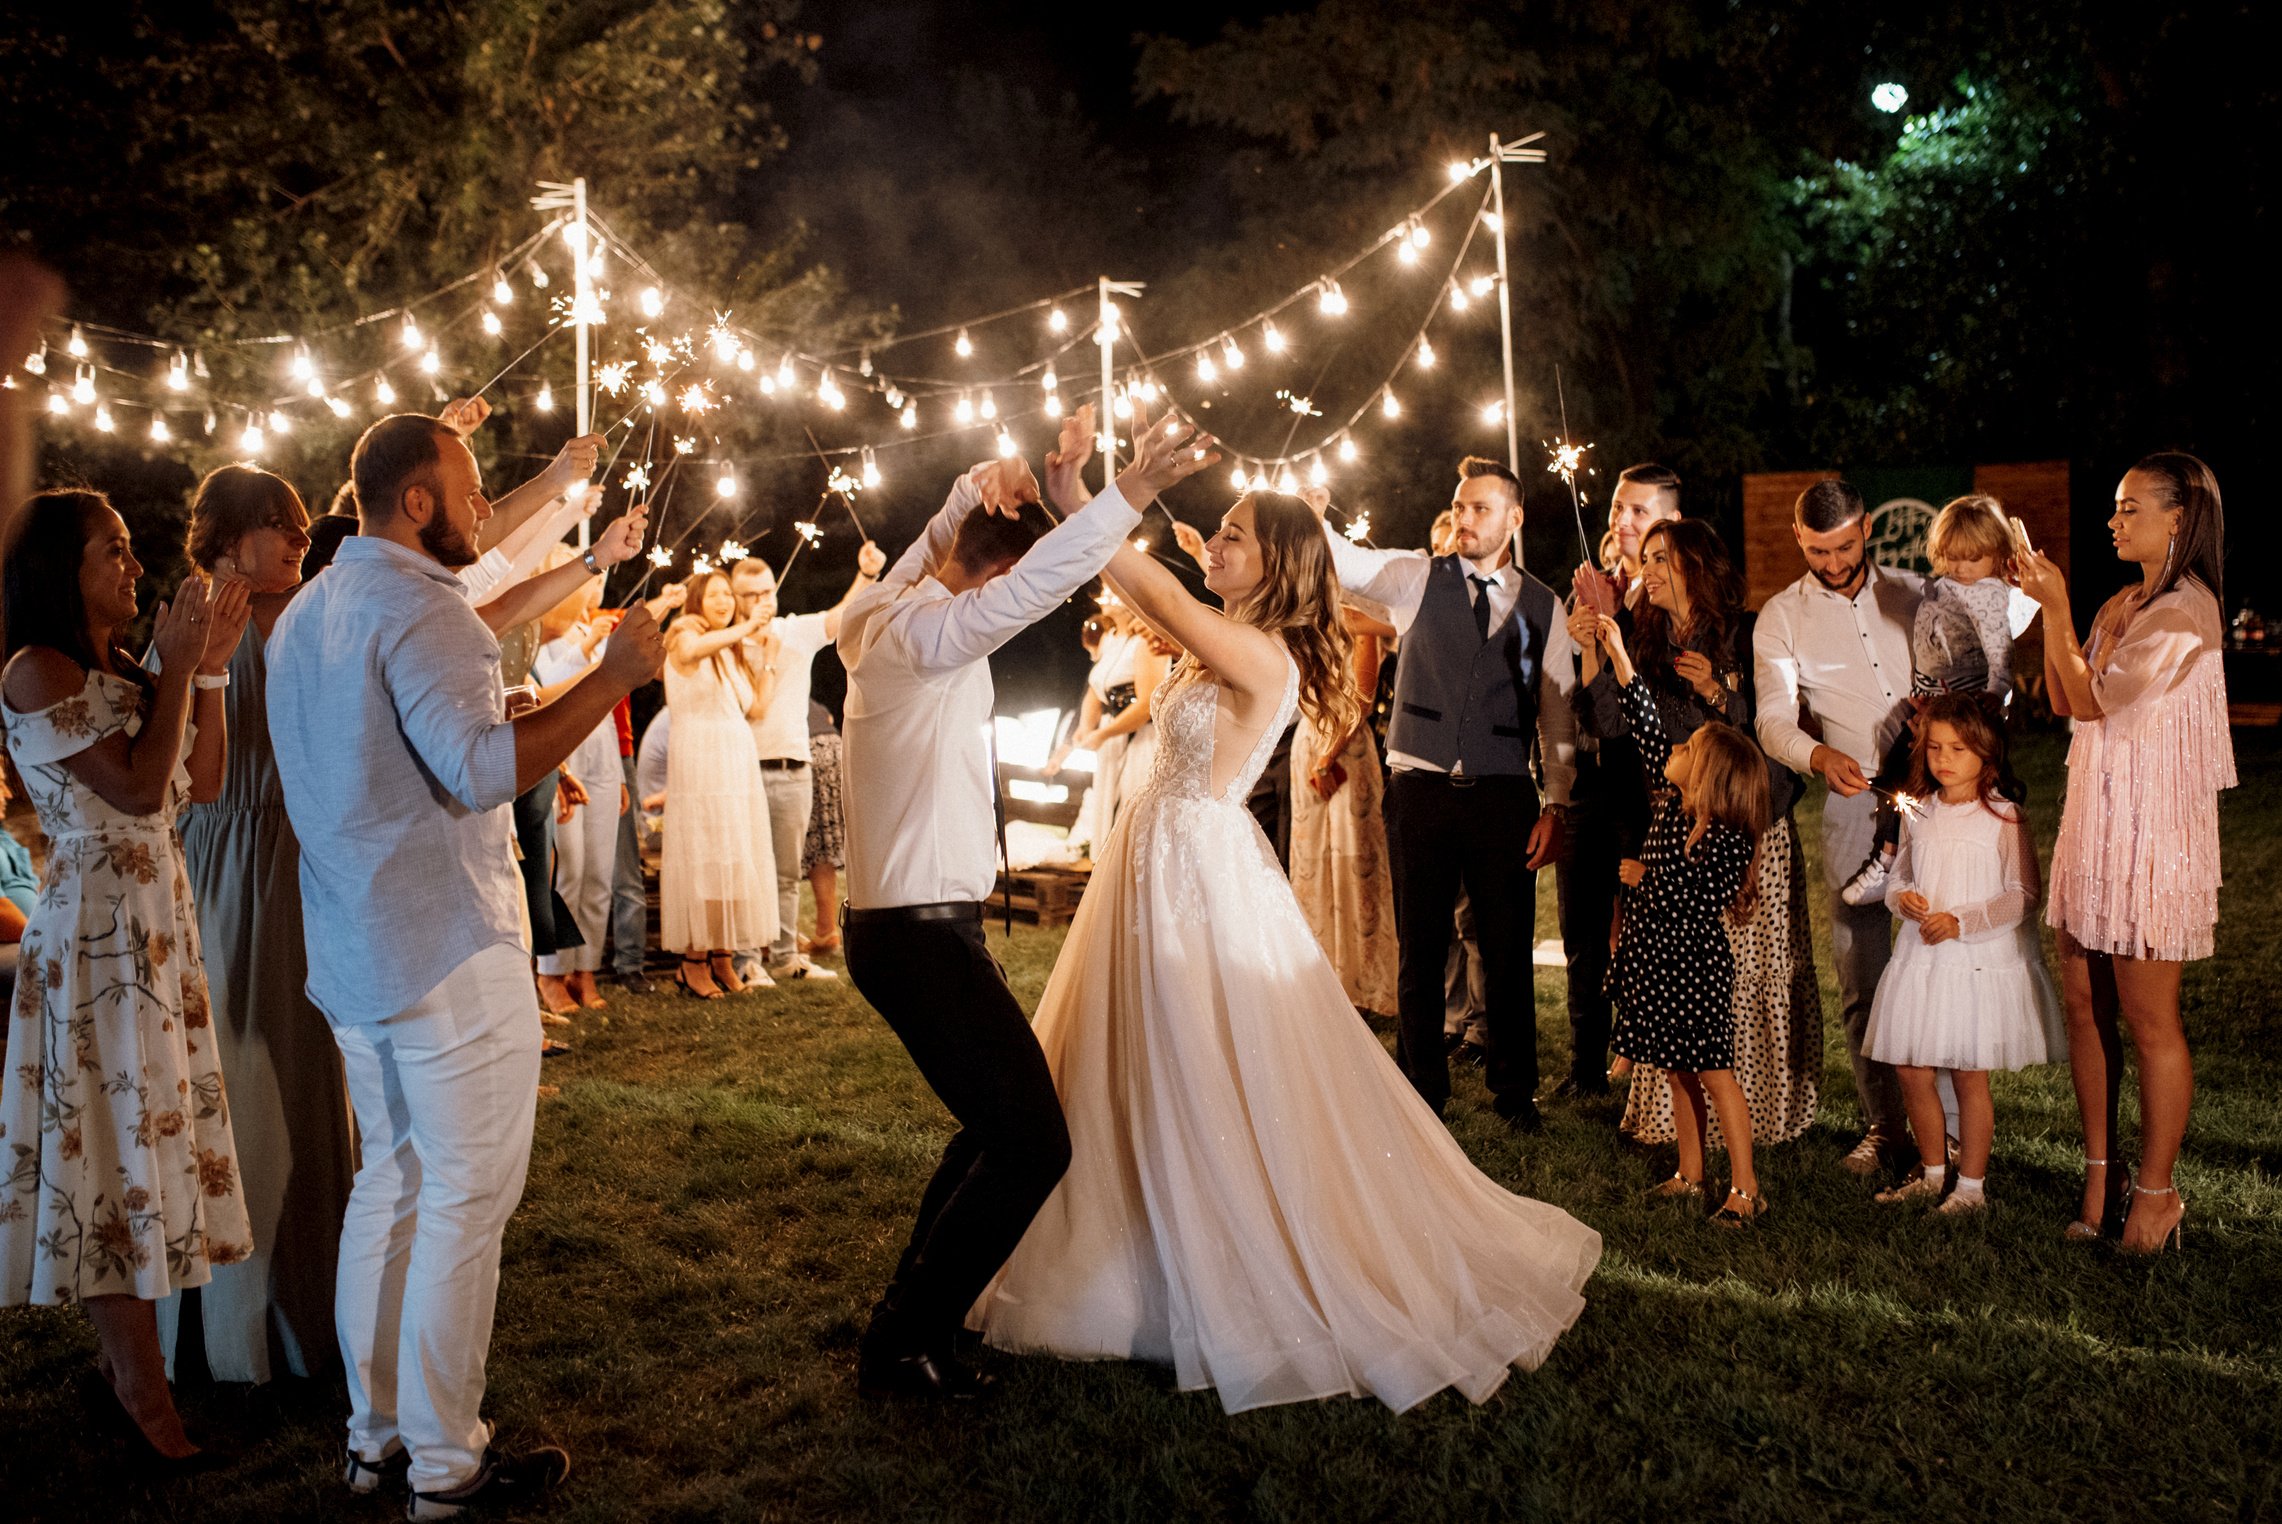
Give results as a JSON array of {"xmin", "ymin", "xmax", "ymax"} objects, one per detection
[{"xmin": 1863, "ymin": 694, "xmax": 2065, "ymax": 1214}]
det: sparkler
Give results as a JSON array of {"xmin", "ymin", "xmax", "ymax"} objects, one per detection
[
  {"xmin": 718, "ymin": 540, "xmax": 750, "ymax": 563},
  {"xmin": 1546, "ymin": 364, "xmax": 1595, "ymax": 562},
  {"xmin": 1343, "ymin": 512, "xmax": 1372, "ymax": 543}
]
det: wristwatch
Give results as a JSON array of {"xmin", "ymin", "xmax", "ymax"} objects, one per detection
[
  {"xmin": 193, "ymin": 672, "xmax": 230, "ymax": 691},
  {"xmin": 581, "ymin": 548, "xmax": 603, "ymax": 576}
]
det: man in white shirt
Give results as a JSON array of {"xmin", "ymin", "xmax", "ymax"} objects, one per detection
[
  {"xmin": 836, "ymin": 409, "xmax": 1214, "ymax": 1402},
  {"xmin": 1319, "ymin": 457, "xmax": 1578, "ymax": 1133},
  {"xmin": 729, "ymin": 538, "xmax": 886, "ymax": 983},
  {"xmin": 1753, "ymin": 478, "xmax": 1924, "ymax": 1174}
]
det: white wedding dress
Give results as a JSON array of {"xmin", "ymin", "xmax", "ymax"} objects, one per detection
[{"xmin": 970, "ymin": 656, "xmax": 1602, "ymax": 1414}]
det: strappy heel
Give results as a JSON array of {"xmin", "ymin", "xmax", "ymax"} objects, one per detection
[
  {"xmin": 1710, "ymin": 1185, "xmax": 1767, "ymax": 1228},
  {"xmin": 2063, "ymin": 1155, "xmax": 2110, "ymax": 1242},
  {"xmin": 2120, "ymin": 1180, "xmax": 2186, "ymax": 1255},
  {"xmin": 1646, "ymin": 1173, "xmax": 1704, "ymax": 1201},
  {"xmin": 674, "ymin": 958, "xmax": 722, "ymax": 1000}
]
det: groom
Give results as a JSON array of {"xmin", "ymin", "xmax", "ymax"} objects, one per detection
[
  {"xmin": 837, "ymin": 407, "xmax": 1215, "ymax": 1399},
  {"xmin": 1320, "ymin": 457, "xmax": 1579, "ymax": 1132}
]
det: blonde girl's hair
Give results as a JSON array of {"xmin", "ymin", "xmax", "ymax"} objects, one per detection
[
  {"xmin": 1683, "ymin": 720, "xmax": 1772, "ymax": 911},
  {"xmin": 1927, "ymin": 494, "xmax": 2013, "ymax": 575},
  {"xmin": 1225, "ymin": 491, "xmax": 1359, "ymax": 745}
]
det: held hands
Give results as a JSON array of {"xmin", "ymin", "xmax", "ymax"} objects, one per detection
[
  {"xmin": 1618, "ymin": 858, "xmax": 1647, "ymax": 888},
  {"xmin": 1672, "ymin": 649, "xmax": 1724, "ymax": 706},
  {"xmin": 1044, "ymin": 404, "xmax": 1096, "ymax": 517},
  {"xmin": 1565, "ymin": 604, "xmax": 1601, "ymax": 654},
  {"xmin": 857, "ymin": 540, "xmax": 887, "ymax": 579},
  {"xmin": 971, "ymin": 456, "xmax": 1042, "ymax": 521},
  {"xmin": 601, "ymin": 604, "xmax": 668, "ymax": 687},
  {"xmin": 438, "ymin": 396, "xmax": 492, "ymax": 436},
  {"xmin": 1118, "ymin": 405, "xmax": 1221, "ymax": 508},
  {"xmin": 1895, "ymin": 890, "xmax": 1931, "ymax": 922},
  {"xmin": 1594, "ymin": 615, "xmax": 1636, "ymax": 686},
  {"xmin": 1919, "ymin": 911, "xmax": 1962, "ymax": 945}
]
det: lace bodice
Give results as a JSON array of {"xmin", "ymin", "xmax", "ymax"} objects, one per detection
[{"xmin": 1136, "ymin": 655, "xmax": 1300, "ymax": 806}]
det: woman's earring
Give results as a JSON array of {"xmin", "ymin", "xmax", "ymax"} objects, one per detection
[{"xmin": 2162, "ymin": 535, "xmax": 2177, "ymax": 578}]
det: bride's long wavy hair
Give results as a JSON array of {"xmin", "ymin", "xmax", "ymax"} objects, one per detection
[{"xmin": 1219, "ymin": 491, "xmax": 1358, "ymax": 745}]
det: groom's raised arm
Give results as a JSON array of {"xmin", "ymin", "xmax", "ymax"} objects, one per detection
[
  {"xmin": 878, "ymin": 461, "xmax": 993, "ymax": 595},
  {"xmin": 894, "ymin": 484, "xmax": 1141, "ymax": 675},
  {"xmin": 1319, "ymin": 516, "xmax": 1430, "ymax": 633}
]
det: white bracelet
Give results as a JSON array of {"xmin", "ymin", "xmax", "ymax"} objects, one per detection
[{"xmin": 193, "ymin": 672, "xmax": 229, "ymax": 691}]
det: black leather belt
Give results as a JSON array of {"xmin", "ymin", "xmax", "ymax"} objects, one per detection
[
  {"xmin": 758, "ymin": 758, "xmax": 809, "ymax": 771},
  {"xmin": 843, "ymin": 900, "xmax": 985, "ymax": 927}
]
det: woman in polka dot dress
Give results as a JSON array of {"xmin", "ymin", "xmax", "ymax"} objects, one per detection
[{"xmin": 1595, "ymin": 615, "xmax": 1773, "ymax": 1226}]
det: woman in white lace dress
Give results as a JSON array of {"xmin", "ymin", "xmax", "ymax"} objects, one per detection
[{"xmin": 971, "ymin": 414, "xmax": 1601, "ymax": 1415}]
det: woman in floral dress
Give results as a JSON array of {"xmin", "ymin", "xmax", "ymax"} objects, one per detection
[{"xmin": 1, "ymin": 488, "xmax": 253, "ymax": 1462}]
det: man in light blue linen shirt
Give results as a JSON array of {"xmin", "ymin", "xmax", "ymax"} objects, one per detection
[{"xmin": 268, "ymin": 412, "xmax": 664, "ymax": 1516}]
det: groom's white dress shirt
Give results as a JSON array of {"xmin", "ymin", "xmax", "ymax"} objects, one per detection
[
  {"xmin": 1752, "ymin": 562, "xmax": 1922, "ymax": 777},
  {"xmin": 838, "ymin": 469, "xmax": 1139, "ymax": 909}
]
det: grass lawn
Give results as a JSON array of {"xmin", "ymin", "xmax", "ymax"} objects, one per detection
[{"xmin": 2, "ymin": 731, "xmax": 2278, "ymax": 1522}]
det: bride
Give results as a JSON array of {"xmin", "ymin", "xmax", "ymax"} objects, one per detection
[{"xmin": 969, "ymin": 409, "xmax": 1602, "ymax": 1414}]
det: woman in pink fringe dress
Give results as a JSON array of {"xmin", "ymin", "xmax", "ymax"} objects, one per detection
[{"xmin": 2017, "ymin": 452, "xmax": 2233, "ymax": 1255}]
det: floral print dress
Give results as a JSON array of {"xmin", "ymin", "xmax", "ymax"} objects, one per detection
[{"xmin": 1, "ymin": 668, "xmax": 251, "ymax": 1304}]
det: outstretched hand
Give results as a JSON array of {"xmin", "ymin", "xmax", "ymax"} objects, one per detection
[
  {"xmin": 1045, "ymin": 404, "xmax": 1096, "ymax": 517},
  {"xmin": 1117, "ymin": 405, "xmax": 1221, "ymax": 509},
  {"xmin": 971, "ymin": 456, "xmax": 1041, "ymax": 520}
]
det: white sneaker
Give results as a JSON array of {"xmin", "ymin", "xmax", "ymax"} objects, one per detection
[
  {"xmin": 768, "ymin": 955, "xmax": 839, "ymax": 982},
  {"xmin": 1839, "ymin": 853, "xmax": 1893, "ymax": 907},
  {"xmin": 1934, "ymin": 1190, "xmax": 1987, "ymax": 1215}
]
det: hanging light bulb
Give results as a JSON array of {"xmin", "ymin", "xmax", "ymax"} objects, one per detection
[
  {"xmin": 1097, "ymin": 302, "xmax": 1121, "ymax": 345},
  {"xmin": 1112, "ymin": 388, "xmax": 1132, "ymax": 420},
  {"xmin": 1480, "ymin": 399, "xmax": 1506, "ymax": 426},
  {"xmin": 1471, "ymin": 273, "xmax": 1496, "ymax": 297},
  {"xmin": 1317, "ymin": 280, "xmax": 1348, "ymax": 316},
  {"xmin": 1047, "ymin": 306, "xmax": 1068, "ymax": 334},
  {"xmin": 1309, "ymin": 456, "xmax": 1329, "ymax": 487},
  {"xmin": 1482, "ymin": 211, "xmax": 1502, "ymax": 231},
  {"xmin": 1277, "ymin": 466, "xmax": 1299, "ymax": 494},
  {"xmin": 861, "ymin": 446, "xmax": 882, "ymax": 488},
  {"xmin": 1448, "ymin": 281, "xmax": 1471, "ymax": 313},
  {"xmin": 1044, "ymin": 394, "xmax": 1064, "ymax": 417},
  {"xmin": 736, "ymin": 347, "xmax": 756, "ymax": 372},
  {"xmin": 492, "ymin": 270, "xmax": 514, "ymax": 305},
  {"xmin": 639, "ymin": 287, "xmax": 664, "ymax": 318},
  {"xmin": 149, "ymin": 414, "xmax": 171, "ymax": 443},
  {"xmin": 823, "ymin": 375, "xmax": 851, "ymax": 411},
  {"xmin": 1416, "ymin": 337, "xmax": 1437, "ymax": 369},
  {"xmin": 71, "ymin": 366, "xmax": 95, "ymax": 406},
  {"xmin": 1041, "ymin": 367, "xmax": 1058, "ymax": 393},
  {"xmin": 527, "ymin": 258, "xmax": 550, "ymax": 290},
  {"xmin": 900, "ymin": 402, "xmax": 919, "ymax": 430},
  {"xmin": 165, "ymin": 350, "xmax": 190, "ymax": 391},
  {"xmin": 240, "ymin": 418, "xmax": 265, "ymax": 454},
  {"xmin": 954, "ymin": 393, "xmax": 975, "ymax": 425},
  {"xmin": 418, "ymin": 348, "xmax": 442, "ymax": 375},
  {"xmin": 46, "ymin": 391, "xmax": 67, "ymax": 416},
  {"xmin": 954, "ymin": 328, "xmax": 974, "ymax": 358},
  {"xmin": 1381, "ymin": 387, "xmax": 1401, "ymax": 419},
  {"xmin": 1397, "ymin": 236, "xmax": 1420, "ymax": 267},
  {"xmin": 1195, "ymin": 351, "xmax": 1217, "ymax": 383},
  {"xmin": 535, "ymin": 382, "xmax": 554, "ymax": 411},
  {"xmin": 22, "ymin": 344, "xmax": 45, "ymax": 376},
  {"xmin": 1448, "ymin": 159, "xmax": 1474, "ymax": 182},
  {"xmin": 885, "ymin": 385, "xmax": 905, "ymax": 409},
  {"xmin": 1222, "ymin": 335, "xmax": 1245, "ymax": 371},
  {"xmin": 1262, "ymin": 322, "xmax": 1285, "ymax": 355},
  {"xmin": 327, "ymin": 395, "xmax": 352, "ymax": 418},
  {"xmin": 1231, "ymin": 463, "xmax": 1251, "ymax": 491},
  {"xmin": 776, "ymin": 355, "xmax": 797, "ymax": 392},
  {"xmin": 1136, "ymin": 377, "xmax": 1160, "ymax": 404},
  {"xmin": 995, "ymin": 429, "xmax": 1017, "ymax": 458},
  {"xmin": 66, "ymin": 325, "xmax": 88, "ymax": 359},
  {"xmin": 202, "ymin": 408, "xmax": 216, "ymax": 435},
  {"xmin": 400, "ymin": 315, "xmax": 423, "ymax": 351},
  {"xmin": 374, "ymin": 376, "xmax": 397, "ymax": 406},
  {"xmin": 481, "ymin": 310, "xmax": 504, "ymax": 337},
  {"xmin": 269, "ymin": 409, "xmax": 292, "ymax": 436},
  {"xmin": 1409, "ymin": 219, "xmax": 1432, "ymax": 250},
  {"xmin": 978, "ymin": 391, "xmax": 997, "ymax": 421},
  {"xmin": 93, "ymin": 404, "xmax": 115, "ymax": 433},
  {"xmin": 716, "ymin": 465, "xmax": 739, "ymax": 499},
  {"xmin": 305, "ymin": 374, "xmax": 328, "ymax": 399},
  {"xmin": 289, "ymin": 345, "xmax": 315, "ymax": 381},
  {"xmin": 1338, "ymin": 434, "xmax": 1359, "ymax": 463}
]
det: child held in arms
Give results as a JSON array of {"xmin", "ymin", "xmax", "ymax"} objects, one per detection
[
  {"xmin": 1841, "ymin": 495, "xmax": 2023, "ymax": 906},
  {"xmin": 1861, "ymin": 695, "xmax": 2065, "ymax": 1212}
]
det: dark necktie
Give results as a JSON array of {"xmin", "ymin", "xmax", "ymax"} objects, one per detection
[{"xmin": 1470, "ymin": 574, "xmax": 1496, "ymax": 642}]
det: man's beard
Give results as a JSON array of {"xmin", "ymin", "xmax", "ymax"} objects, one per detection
[
  {"xmin": 419, "ymin": 513, "xmax": 481, "ymax": 568},
  {"xmin": 1812, "ymin": 555, "xmax": 1864, "ymax": 591}
]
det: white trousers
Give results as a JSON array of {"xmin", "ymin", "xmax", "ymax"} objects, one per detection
[
  {"xmin": 539, "ymin": 794, "xmax": 619, "ymax": 976},
  {"xmin": 330, "ymin": 942, "xmax": 542, "ymax": 1494}
]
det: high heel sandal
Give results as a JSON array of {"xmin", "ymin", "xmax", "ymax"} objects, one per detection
[
  {"xmin": 2062, "ymin": 1156, "xmax": 2113, "ymax": 1242},
  {"xmin": 1646, "ymin": 1173, "xmax": 1704, "ymax": 1201},
  {"xmin": 1709, "ymin": 1186, "xmax": 1768, "ymax": 1228},
  {"xmin": 2119, "ymin": 1180, "xmax": 2186, "ymax": 1256},
  {"xmin": 673, "ymin": 959, "xmax": 723, "ymax": 1000},
  {"xmin": 707, "ymin": 953, "xmax": 747, "ymax": 996}
]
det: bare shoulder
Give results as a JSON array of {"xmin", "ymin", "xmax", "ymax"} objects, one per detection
[{"xmin": 2, "ymin": 646, "xmax": 90, "ymax": 713}]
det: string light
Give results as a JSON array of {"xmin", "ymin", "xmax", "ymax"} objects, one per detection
[
  {"xmin": 1480, "ymin": 399, "xmax": 1506, "ymax": 426},
  {"xmin": 954, "ymin": 393, "xmax": 975, "ymax": 424},
  {"xmin": 1448, "ymin": 160, "xmax": 1474, "ymax": 182},
  {"xmin": 66, "ymin": 325, "xmax": 88, "ymax": 359},
  {"xmin": 1309, "ymin": 456, "xmax": 1329, "ymax": 487},
  {"xmin": 820, "ymin": 373, "xmax": 847, "ymax": 410},
  {"xmin": 1262, "ymin": 322, "xmax": 1285, "ymax": 354},
  {"xmin": 1047, "ymin": 307, "xmax": 1068, "ymax": 334},
  {"xmin": 1195, "ymin": 352, "xmax": 1217, "ymax": 383},
  {"xmin": 149, "ymin": 414, "xmax": 170, "ymax": 443},
  {"xmin": 1470, "ymin": 274, "xmax": 1496, "ymax": 297},
  {"xmin": 861, "ymin": 446, "xmax": 882, "ymax": 488},
  {"xmin": 305, "ymin": 374, "xmax": 328, "ymax": 399},
  {"xmin": 1112, "ymin": 388, "xmax": 1132, "ymax": 420},
  {"xmin": 1135, "ymin": 377, "xmax": 1160, "ymax": 404},
  {"xmin": 1397, "ymin": 234, "xmax": 1420, "ymax": 267},
  {"xmin": 289, "ymin": 345, "xmax": 315, "ymax": 381},
  {"xmin": 736, "ymin": 347, "xmax": 755, "ymax": 372},
  {"xmin": 269, "ymin": 409, "xmax": 291, "ymax": 436},
  {"xmin": 884, "ymin": 385, "xmax": 905, "ymax": 409},
  {"xmin": 954, "ymin": 328, "xmax": 974, "ymax": 358},
  {"xmin": 901, "ymin": 402, "xmax": 918, "ymax": 429},
  {"xmin": 481, "ymin": 310, "xmax": 503, "ymax": 336},
  {"xmin": 640, "ymin": 287, "xmax": 664, "ymax": 318},
  {"xmin": 1337, "ymin": 434, "xmax": 1359, "ymax": 463},
  {"xmin": 492, "ymin": 271, "xmax": 514, "ymax": 305},
  {"xmin": 93, "ymin": 404, "xmax": 115, "ymax": 433},
  {"xmin": 419, "ymin": 348, "xmax": 442, "ymax": 375},
  {"xmin": 71, "ymin": 367, "xmax": 95, "ymax": 406},
  {"xmin": 1041, "ymin": 367, "xmax": 1057, "ymax": 392},
  {"xmin": 527, "ymin": 260, "xmax": 550, "ymax": 290},
  {"xmin": 1230, "ymin": 462, "xmax": 1250, "ymax": 491},
  {"xmin": 400, "ymin": 316, "xmax": 423, "ymax": 351},
  {"xmin": 1277, "ymin": 466, "xmax": 1299, "ymax": 494},
  {"xmin": 1316, "ymin": 280, "xmax": 1348, "ymax": 316},
  {"xmin": 326, "ymin": 395, "xmax": 352, "ymax": 418},
  {"xmin": 1410, "ymin": 220, "xmax": 1432, "ymax": 249},
  {"xmin": 1416, "ymin": 337, "xmax": 1436, "ymax": 369},
  {"xmin": 775, "ymin": 355, "xmax": 797, "ymax": 392},
  {"xmin": 375, "ymin": 377, "xmax": 396, "ymax": 406},
  {"xmin": 22, "ymin": 344, "xmax": 44, "ymax": 376},
  {"xmin": 1097, "ymin": 302, "xmax": 1121, "ymax": 345},
  {"xmin": 995, "ymin": 429, "xmax": 1017, "ymax": 458},
  {"xmin": 1482, "ymin": 211, "xmax": 1502, "ymax": 231},
  {"xmin": 1448, "ymin": 281, "xmax": 1470, "ymax": 313},
  {"xmin": 46, "ymin": 391, "xmax": 67, "ymax": 416},
  {"xmin": 1381, "ymin": 387, "xmax": 1401, "ymax": 419},
  {"xmin": 978, "ymin": 391, "xmax": 997, "ymax": 421},
  {"xmin": 1045, "ymin": 393, "xmax": 1063, "ymax": 417},
  {"xmin": 535, "ymin": 382, "xmax": 553, "ymax": 411},
  {"xmin": 239, "ymin": 418, "xmax": 265, "ymax": 454},
  {"xmin": 1222, "ymin": 335, "xmax": 1245, "ymax": 371}
]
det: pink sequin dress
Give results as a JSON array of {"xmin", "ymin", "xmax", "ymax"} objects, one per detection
[{"xmin": 2047, "ymin": 578, "xmax": 2236, "ymax": 962}]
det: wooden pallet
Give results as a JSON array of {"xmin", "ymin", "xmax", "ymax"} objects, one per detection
[{"xmin": 992, "ymin": 865, "xmax": 1091, "ymax": 926}]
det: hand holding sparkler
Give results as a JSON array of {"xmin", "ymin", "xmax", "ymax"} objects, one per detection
[
  {"xmin": 1810, "ymin": 745, "xmax": 1873, "ymax": 798},
  {"xmin": 1593, "ymin": 614, "xmax": 1636, "ymax": 687},
  {"xmin": 857, "ymin": 540, "xmax": 886, "ymax": 579},
  {"xmin": 438, "ymin": 396, "xmax": 492, "ymax": 436},
  {"xmin": 542, "ymin": 433, "xmax": 605, "ymax": 499},
  {"xmin": 1045, "ymin": 404, "xmax": 1096, "ymax": 518},
  {"xmin": 591, "ymin": 506, "xmax": 648, "ymax": 568}
]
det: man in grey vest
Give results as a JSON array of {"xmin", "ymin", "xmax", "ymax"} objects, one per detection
[{"xmin": 1320, "ymin": 458, "xmax": 1579, "ymax": 1131}]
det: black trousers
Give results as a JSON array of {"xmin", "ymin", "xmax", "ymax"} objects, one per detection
[
  {"xmin": 1385, "ymin": 770, "xmax": 1541, "ymax": 1112},
  {"xmin": 845, "ymin": 908, "xmax": 1072, "ymax": 1360},
  {"xmin": 1554, "ymin": 755, "xmax": 1623, "ymax": 1084}
]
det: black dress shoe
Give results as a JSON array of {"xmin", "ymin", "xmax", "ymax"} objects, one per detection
[
  {"xmin": 1550, "ymin": 1074, "xmax": 1611, "ymax": 1101},
  {"xmin": 1456, "ymin": 1040, "xmax": 1488, "ymax": 1069},
  {"xmin": 1491, "ymin": 1094, "xmax": 1545, "ymax": 1133},
  {"xmin": 614, "ymin": 970, "xmax": 658, "ymax": 996},
  {"xmin": 858, "ymin": 1350, "xmax": 997, "ymax": 1402},
  {"xmin": 1442, "ymin": 1030, "xmax": 1466, "ymax": 1056}
]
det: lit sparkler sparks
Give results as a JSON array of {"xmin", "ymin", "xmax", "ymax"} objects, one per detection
[
  {"xmin": 597, "ymin": 360, "xmax": 633, "ymax": 396},
  {"xmin": 623, "ymin": 463, "xmax": 651, "ymax": 493},
  {"xmin": 646, "ymin": 545, "xmax": 674, "ymax": 568},
  {"xmin": 678, "ymin": 384, "xmax": 713, "ymax": 416},
  {"xmin": 718, "ymin": 540, "xmax": 749, "ymax": 563},
  {"xmin": 794, "ymin": 520, "xmax": 824, "ymax": 546},
  {"xmin": 1343, "ymin": 512, "xmax": 1372, "ymax": 544}
]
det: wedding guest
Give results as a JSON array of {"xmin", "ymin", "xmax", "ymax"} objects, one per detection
[
  {"xmin": 1573, "ymin": 463, "xmax": 1683, "ymax": 616},
  {"xmin": 1755, "ymin": 479, "xmax": 1924, "ymax": 1175},
  {"xmin": 0, "ymin": 759, "xmax": 35, "ymax": 921},
  {"xmin": 1574, "ymin": 520, "xmax": 1819, "ymax": 1146},
  {"xmin": 1322, "ymin": 457, "xmax": 1579, "ymax": 1131},
  {"xmin": 1084, "ymin": 601, "xmax": 1173, "ymax": 841},
  {"xmin": 799, "ymin": 700, "xmax": 847, "ymax": 957},
  {"xmin": 163, "ymin": 464, "xmax": 356, "ymax": 1389},
  {"xmin": 267, "ymin": 412, "xmax": 663, "ymax": 1511},
  {"xmin": 1287, "ymin": 602, "xmax": 1400, "ymax": 1016},
  {"xmin": 1424, "ymin": 508, "xmax": 1486, "ymax": 1059},
  {"xmin": 2017, "ymin": 452, "xmax": 2233, "ymax": 1254},
  {"xmin": 1863, "ymin": 696, "xmax": 2065, "ymax": 1215},
  {"xmin": 1055, "ymin": 594, "xmax": 1144, "ymax": 838},
  {"xmin": 532, "ymin": 570, "xmax": 623, "ymax": 1013},
  {"xmin": 728, "ymin": 540, "xmax": 883, "ymax": 984},
  {"xmin": 662, "ymin": 570, "xmax": 777, "ymax": 998},
  {"xmin": 2, "ymin": 489, "xmax": 253, "ymax": 1463},
  {"xmin": 1594, "ymin": 612, "xmax": 1772, "ymax": 1224},
  {"xmin": 605, "ymin": 694, "xmax": 658, "ymax": 994}
]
